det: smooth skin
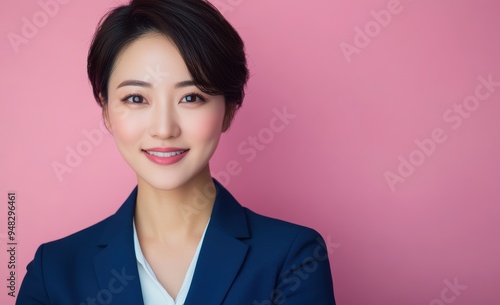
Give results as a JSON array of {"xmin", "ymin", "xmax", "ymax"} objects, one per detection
[{"xmin": 103, "ymin": 32, "xmax": 227, "ymax": 300}]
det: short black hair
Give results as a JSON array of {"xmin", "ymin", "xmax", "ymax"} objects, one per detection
[{"xmin": 87, "ymin": 0, "xmax": 249, "ymax": 131}]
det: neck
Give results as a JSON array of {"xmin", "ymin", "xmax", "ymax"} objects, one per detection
[{"xmin": 134, "ymin": 166, "xmax": 216, "ymax": 243}]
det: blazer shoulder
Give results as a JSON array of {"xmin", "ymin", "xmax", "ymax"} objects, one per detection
[
  {"xmin": 241, "ymin": 206, "xmax": 325, "ymax": 246},
  {"xmin": 38, "ymin": 214, "xmax": 113, "ymax": 258},
  {"xmin": 239, "ymin": 207, "xmax": 336, "ymax": 304}
]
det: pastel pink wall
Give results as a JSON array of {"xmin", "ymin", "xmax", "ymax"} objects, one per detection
[{"xmin": 1, "ymin": 0, "xmax": 500, "ymax": 304}]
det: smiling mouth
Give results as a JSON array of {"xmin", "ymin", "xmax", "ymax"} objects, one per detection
[{"xmin": 143, "ymin": 149, "xmax": 189, "ymax": 158}]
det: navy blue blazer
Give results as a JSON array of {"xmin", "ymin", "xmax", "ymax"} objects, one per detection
[{"xmin": 17, "ymin": 178, "xmax": 336, "ymax": 304}]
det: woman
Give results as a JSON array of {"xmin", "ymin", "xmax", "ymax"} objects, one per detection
[{"xmin": 17, "ymin": 0, "xmax": 336, "ymax": 304}]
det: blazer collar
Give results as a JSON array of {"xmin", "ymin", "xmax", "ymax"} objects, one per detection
[{"xmin": 93, "ymin": 178, "xmax": 250, "ymax": 305}]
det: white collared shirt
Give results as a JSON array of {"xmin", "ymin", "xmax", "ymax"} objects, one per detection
[{"xmin": 133, "ymin": 218, "xmax": 210, "ymax": 305}]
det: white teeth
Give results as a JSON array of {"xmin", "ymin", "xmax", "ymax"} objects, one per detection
[{"xmin": 146, "ymin": 150, "xmax": 186, "ymax": 157}]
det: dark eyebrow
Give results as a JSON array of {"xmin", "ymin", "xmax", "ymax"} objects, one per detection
[
  {"xmin": 174, "ymin": 80, "xmax": 196, "ymax": 89},
  {"xmin": 116, "ymin": 80, "xmax": 151, "ymax": 89},
  {"xmin": 116, "ymin": 79, "xmax": 196, "ymax": 89}
]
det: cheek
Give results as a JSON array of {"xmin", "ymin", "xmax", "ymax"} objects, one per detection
[
  {"xmin": 184, "ymin": 105, "xmax": 225, "ymax": 143},
  {"xmin": 108, "ymin": 106, "xmax": 145, "ymax": 146}
]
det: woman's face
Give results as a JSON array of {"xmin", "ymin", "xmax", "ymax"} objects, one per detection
[{"xmin": 105, "ymin": 33, "xmax": 226, "ymax": 190}]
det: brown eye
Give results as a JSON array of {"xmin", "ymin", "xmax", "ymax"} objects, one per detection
[
  {"xmin": 181, "ymin": 93, "xmax": 206, "ymax": 103},
  {"xmin": 122, "ymin": 94, "xmax": 145, "ymax": 104}
]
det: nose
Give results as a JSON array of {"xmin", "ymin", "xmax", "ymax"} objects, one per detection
[{"xmin": 148, "ymin": 100, "xmax": 180, "ymax": 139}]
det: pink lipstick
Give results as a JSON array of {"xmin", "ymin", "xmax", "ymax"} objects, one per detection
[{"xmin": 142, "ymin": 147, "xmax": 189, "ymax": 165}]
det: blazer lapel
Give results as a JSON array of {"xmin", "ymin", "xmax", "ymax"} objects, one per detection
[
  {"xmin": 93, "ymin": 186, "xmax": 145, "ymax": 305},
  {"xmin": 184, "ymin": 178, "xmax": 250, "ymax": 305},
  {"xmin": 91, "ymin": 178, "xmax": 250, "ymax": 305}
]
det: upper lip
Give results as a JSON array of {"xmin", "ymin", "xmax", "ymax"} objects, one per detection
[{"xmin": 143, "ymin": 147, "xmax": 189, "ymax": 152}]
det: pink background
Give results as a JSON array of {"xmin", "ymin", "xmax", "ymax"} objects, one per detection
[{"xmin": 1, "ymin": 0, "xmax": 500, "ymax": 304}]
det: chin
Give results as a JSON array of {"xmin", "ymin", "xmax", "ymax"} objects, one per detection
[
  {"xmin": 138, "ymin": 163, "xmax": 209, "ymax": 191},
  {"xmin": 137, "ymin": 170, "xmax": 191, "ymax": 191}
]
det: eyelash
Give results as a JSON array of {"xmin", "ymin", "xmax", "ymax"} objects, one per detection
[
  {"xmin": 121, "ymin": 92, "xmax": 207, "ymax": 104},
  {"xmin": 121, "ymin": 94, "xmax": 144, "ymax": 104},
  {"xmin": 182, "ymin": 92, "xmax": 207, "ymax": 103}
]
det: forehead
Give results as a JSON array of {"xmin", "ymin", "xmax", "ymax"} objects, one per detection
[{"xmin": 109, "ymin": 33, "xmax": 190, "ymax": 86}]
